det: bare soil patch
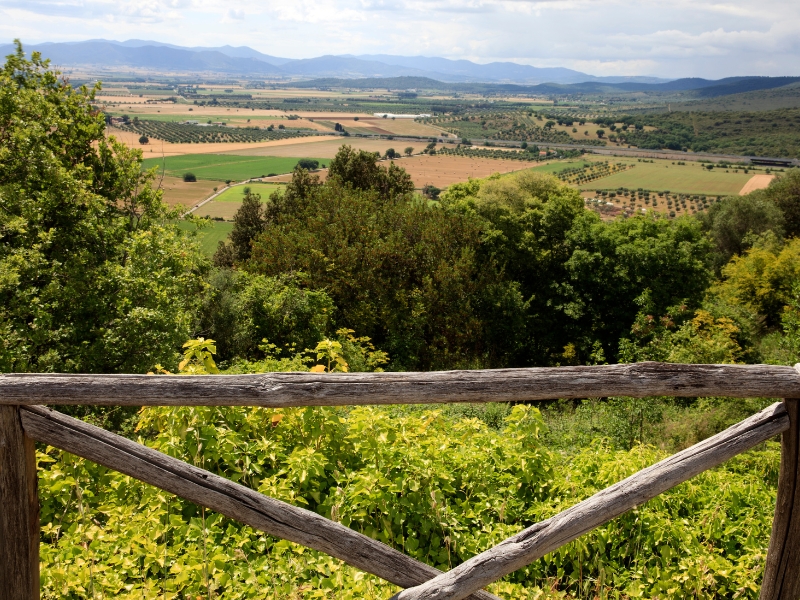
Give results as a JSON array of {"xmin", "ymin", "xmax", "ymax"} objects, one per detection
[
  {"xmin": 739, "ymin": 174, "xmax": 775, "ymax": 194},
  {"xmin": 219, "ymin": 138, "xmax": 406, "ymax": 159},
  {"xmin": 266, "ymin": 154, "xmax": 538, "ymax": 188},
  {"xmin": 397, "ymin": 154, "xmax": 539, "ymax": 187},
  {"xmin": 158, "ymin": 176, "xmax": 218, "ymax": 209}
]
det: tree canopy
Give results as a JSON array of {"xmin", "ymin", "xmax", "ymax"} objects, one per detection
[{"xmin": 0, "ymin": 42, "xmax": 206, "ymax": 373}]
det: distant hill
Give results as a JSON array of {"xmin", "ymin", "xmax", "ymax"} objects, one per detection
[
  {"xmin": 289, "ymin": 76, "xmax": 800, "ymax": 99},
  {"xmin": 0, "ymin": 41, "xmax": 284, "ymax": 75},
  {"xmin": 3, "ymin": 40, "xmax": 798, "ymax": 95},
  {"xmin": 0, "ymin": 39, "xmax": 643, "ymax": 84},
  {"xmin": 346, "ymin": 54, "xmax": 668, "ymax": 85}
]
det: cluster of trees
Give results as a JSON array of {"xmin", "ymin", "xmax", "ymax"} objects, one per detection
[
  {"xmin": 588, "ymin": 109, "xmax": 800, "ymax": 158},
  {"xmin": 7, "ymin": 43, "xmax": 800, "ymax": 599},
  {"xmin": 5, "ymin": 43, "xmax": 800, "ymax": 377}
]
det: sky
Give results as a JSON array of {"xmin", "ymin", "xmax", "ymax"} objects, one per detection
[{"xmin": 2, "ymin": 0, "xmax": 800, "ymax": 78}]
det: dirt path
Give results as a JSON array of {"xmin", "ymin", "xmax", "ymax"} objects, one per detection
[{"xmin": 739, "ymin": 174, "xmax": 775, "ymax": 194}]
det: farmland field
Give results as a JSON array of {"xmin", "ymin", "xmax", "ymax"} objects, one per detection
[
  {"xmin": 141, "ymin": 154, "xmax": 330, "ymax": 181},
  {"xmin": 577, "ymin": 159, "xmax": 754, "ymax": 195},
  {"xmin": 117, "ymin": 119, "xmax": 314, "ymax": 144},
  {"xmin": 218, "ymin": 137, "xmax": 415, "ymax": 158},
  {"xmin": 211, "ymin": 182, "xmax": 285, "ymax": 203},
  {"xmin": 177, "ymin": 220, "xmax": 233, "ymax": 255},
  {"xmin": 158, "ymin": 176, "xmax": 218, "ymax": 208},
  {"xmin": 267, "ymin": 154, "xmax": 541, "ymax": 187}
]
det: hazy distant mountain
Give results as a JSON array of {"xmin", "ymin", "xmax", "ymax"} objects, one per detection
[
  {"xmin": 1, "ymin": 41, "xmax": 284, "ymax": 74},
  {"xmin": 4, "ymin": 40, "xmax": 795, "ymax": 94},
  {"xmin": 347, "ymin": 54, "xmax": 668, "ymax": 84},
  {"xmin": 81, "ymin": 39, "xmax": 293, "ymax": 66},
  {"xmin": 2, "ymin": 39, "xmax": 653, "ymax": 84}
]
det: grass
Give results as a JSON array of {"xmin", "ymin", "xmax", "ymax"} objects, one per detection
[
  {"xmin": 213, "ymin": 183, "xmax": 285, "ymax": 203},
  {"xmin": 531, "ymin": 160, "xmax": 588, "ymax": 175},
  {"xmin": 578, "ymin": 159, "xmax": 753, "ymax": 195},
  {"xmin": 194, "ymin": 183, "xmax": 286, "ymax": 220},
  {"xmin": 142, "ymin": 154, "xmax": 329, "ymax": 182},
  {"xmin": 177, "ymin": 220, "xmax": 233, "ymax": 256}
]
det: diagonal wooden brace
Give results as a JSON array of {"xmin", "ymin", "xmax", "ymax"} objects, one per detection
[
  {"xmin": 392, "ymin": 402, "xmax": 790, "ymax": 600},
  {"xmin": 19, "ymin": 406, "xmax": 500, "ymax": 600}
]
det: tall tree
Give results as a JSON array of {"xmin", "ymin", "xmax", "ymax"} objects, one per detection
[{"xmin": 0, "ymin": 42, "xmax": 206, "ymax": 373}]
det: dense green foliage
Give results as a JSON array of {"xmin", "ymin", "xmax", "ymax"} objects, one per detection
[
  {"xmin": 606, "ymin": 108, "xmax": 800, "ymax": 158},
  {"xmin": 0, "ymin": 42, "xmax": 207, "ymax": 373},
  {"xmin": 38, "ymin": 400, "xmax": 781, "ymax": 599},
  {"xmin": 4, "ymin": 45, "xmax": 800, "ymax": 599}
]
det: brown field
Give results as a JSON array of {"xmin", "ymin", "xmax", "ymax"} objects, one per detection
[
  {"xmin": 109, "ymin": 127, "xmax": 342, "ymax": 157},
  {"xmin": 157, "ymin": 176, "xmax": 219, "ymax": 209},
  {"xmin": 398, "ymin": 155, "xmax": 539, "ymax": 187},
  {"xmin": 218, "ymin": 137, "xmax": 419, "ymax": 159},
  {"xmin": 266, "ymin": 154, "xmax": 538, "ymax": 188},
  {"xmin": 739, "ymin": 174, "xmax": 775, "ymax": 194},
  {"xmin": 194, "ymin": 201, "xmax": 241, "ymax": 220}
]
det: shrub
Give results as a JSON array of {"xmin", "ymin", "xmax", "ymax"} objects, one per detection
[
  {"xmin": 183, "ymin": 172, "xmax": 197, "ymax": 182},
  {"xmin": 296, "ymin": 158, "xmax": 320, "ymax": 170}
]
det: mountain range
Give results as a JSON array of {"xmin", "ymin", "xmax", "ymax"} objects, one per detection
[{"xmin": 2, "ymin": 39, "xmax": 669, "ymax": 85}]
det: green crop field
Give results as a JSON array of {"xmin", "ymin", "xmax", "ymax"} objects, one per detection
[
  {"xmin": 141, "ymin": 155, "xmax": 329, "ymax": 182},
  {"xmin": 578, "ymin": 159, "xmax": 754, "ymax": 195},
  {"xmin": 194, "ymin": 183, "xmax": 286, "ymax": 220},
  {"xmin": 177, "ymin": 220, "xmax": 233, "ymax": 255},
  {"xmin": 213, "ymin": 182, "xmax": 285, "ymax": 203},
  {"xmin": 531, "ymin": 160, "xmax": 588, "ymax": 174}
]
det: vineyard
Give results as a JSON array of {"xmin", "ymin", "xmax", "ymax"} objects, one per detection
[
  {"xmin": 116, "ymin": 120, "xmax": 314, "ymax": 144},
  {"xmin": 427, "ymin": 112, "xmax": 607, "ymax": 146},
  {"xmin": 555, "ymin": 161, "xmax": 634, "ymax": 184}
]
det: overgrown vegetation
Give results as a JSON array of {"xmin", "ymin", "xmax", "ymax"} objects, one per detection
[
  {"xmin": 598, "ymin": 108, "xmax": 800, "ymax": 158},
  {"xmin": 4, "ymin": 43, "xmax": 800, "ymax": 599}
]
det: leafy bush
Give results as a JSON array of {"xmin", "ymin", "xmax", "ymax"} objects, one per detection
[
  {"xmin": 38, "ymin": 400, "xmax": 780, "ymax": 599},
  {"xmin": 0, "ymin": 42, "xmax": 207, "ymax": 374},
  {"xmin": 183, "ymin": 172, "xmax": 197, "ymax": 182},
  {"xmin": 296, "ymin": 158, "xmax": 320, "ymax": 170}
]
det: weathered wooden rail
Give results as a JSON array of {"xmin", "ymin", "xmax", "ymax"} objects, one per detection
[{"xmin": 1, "ymin": 362, "xmax": 799, "ymax": 600}]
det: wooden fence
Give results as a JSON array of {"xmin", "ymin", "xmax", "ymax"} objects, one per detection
[{"xmin": 1, "ymin": 362, "xmax": 799, "ymax": 600}]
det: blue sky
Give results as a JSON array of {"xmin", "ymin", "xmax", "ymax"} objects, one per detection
[{"xmin": 2, "ymin": 0, "xmax": 799, "ymax": 78}]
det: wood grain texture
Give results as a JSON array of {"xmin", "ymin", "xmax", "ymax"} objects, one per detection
[
  {"xmin": 19, "ymin": 406, "xmax": 499, "ymax": 600},
  {"xmin": 760, "ymin": 398, "xmax": 800, "ymax": 600},
  {"xmin": 2, "ymin": 363, "xmax": 800, "ymax": 406},
  {"xmin": 0, "ymin": 406, "xmax": 40, "ymax": 600},
  {"xmin": 392, "ymin": 402, "xmax": 790, "ymax": 600}
]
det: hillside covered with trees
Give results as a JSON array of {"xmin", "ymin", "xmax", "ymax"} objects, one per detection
[{"xmin": 2, "ymin": 44, "xmax": 800, "ymax": 598}]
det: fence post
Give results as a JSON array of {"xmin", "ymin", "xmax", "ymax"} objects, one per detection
[
  {"xmin": 760, "ymin": 398, "xmax": 800, "ymax": 600},
  {"xmin": 0, "ymin": 405, "xmax": 40, "ymax": 600}
]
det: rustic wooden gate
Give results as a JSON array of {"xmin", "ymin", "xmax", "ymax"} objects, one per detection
[{"xmin": 1, "ymin": 362, "xmax": 799, "ymax": 600}]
